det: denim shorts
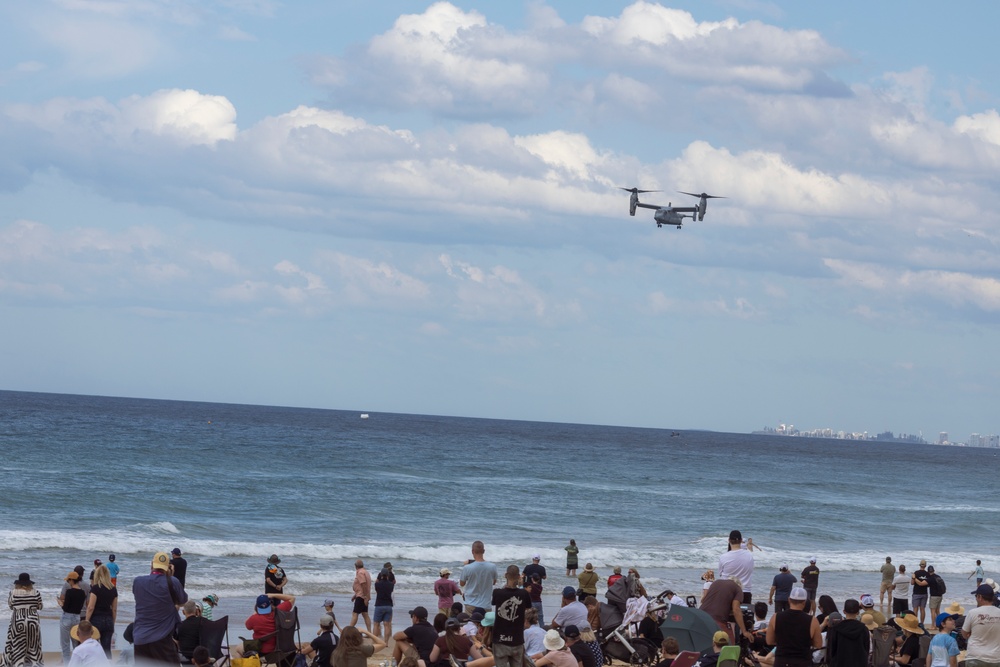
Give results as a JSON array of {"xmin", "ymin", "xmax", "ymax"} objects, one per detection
[
  {"xmin": 911, "ymin": 594, "xmax": 928, "ymax": 609},
  {"xmin": 373, "ymin": 605, "xmax": 393, "ymax": 623}
]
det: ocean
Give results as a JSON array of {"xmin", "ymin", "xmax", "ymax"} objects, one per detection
[{"xmin": 1, "ymin": 389, "xmax": 996, "ymax": 633}]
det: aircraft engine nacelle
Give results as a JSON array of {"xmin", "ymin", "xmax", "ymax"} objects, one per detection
[
  {"xmin": 630, "ymin": 200, "xmax": 637, "ymax": 216},
  {"xmin": 629, "ymin": 192, "xmax": 638, "ymax": 216},
  {"xmin": 698, "ymin": 196, "xmax": 707, "ymax": 221}
]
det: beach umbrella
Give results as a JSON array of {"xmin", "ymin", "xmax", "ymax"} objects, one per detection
[{"xmin": 657, "ymin": 604, "xmax": 718, "ymax": 653}]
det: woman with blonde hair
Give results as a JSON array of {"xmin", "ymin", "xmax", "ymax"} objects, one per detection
[
  {"xmin": 701, "ymin": 570, "xmax": 715, "ymax": 602},
  {"xmin": 86, "ymin": 564, "xmax": 117, "ymax": 657},
  {"xmin": 331, "ymin": 625, "xmax": 386, "ymax": 667},
  {"xmin": 4, "ymin": 573, "xmax": 43, "ymax": 667}
]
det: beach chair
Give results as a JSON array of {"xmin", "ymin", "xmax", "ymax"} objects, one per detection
[
  {"xmin": 262, "ymin": 607, "xmax": 301, "ymax": 667},
  {"xmin": 200, "ymin": 615, "xmax": 232, "ymax": 667},
  {"xmin": 667, "ymin": 651, "xmax": 700, "ymax": 667},
  {"xmin": 870, "ymin": 625, "xmax": 895, "ymax": 667},
  {"xmin": 716, "ymin": 645, "xmax": 740, "ymax": 667}
]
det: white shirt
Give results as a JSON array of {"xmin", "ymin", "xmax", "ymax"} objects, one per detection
[
  {"xmin": 524, "ymin": 624, "xmax": 547, "ymax": 656},
  {"xmin": 69, "ymin": 638, "xmax": 111, "ymax": 667},
  {"xmin": 668, "ymin": 595, "xmax": 687, "ymax": 607},
  {"xmin": 964, "ymin": 604, "xmax": 1000, "ymax": 662},
  {"xmin": 718, "ymin": 545, "xmax": 755, "ymax": 593}
]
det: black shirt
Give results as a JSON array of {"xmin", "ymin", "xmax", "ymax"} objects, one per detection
[
  {"xmin": 172, "ymin": 557, "xmax": 188, "ymax": 588},
  {"xmin": 491, "ymin": 587, "xmax": 531, "ymax": 646},
  {"xmin": 403, "ymin": 621, "xmax": 438, "ymax": 664},
  {"xmin": 309, "ymin": 630, "xmax": 337, "ymax": 667},
  {"xmin": 912, "ymin": 569, "xmax": 929, "ymax": 594},
  {"xmin": 90, "ymin": 584, "xmax": 118, "ymax": 615},
  {"xmin": 774, "ymin": 609, "xmax": 814, "ymax": 662},
  {"xmin": 570, "ymin": 642, "xmax": 597, "ymax": 667},
  {"xmin": 62, "ymin": 587, "xmax": 87, "ymax": 615},
  {"xmin": 374, "ymin": 580, "xmax": 394, "ymax": 607},
  {"xmin": 801, "ymin": 566, "xmax": 819, "ymax": 589},
  {"xmin": 927, "ymin": 574, "xmax": 946, "ymax": 596},
  {"xmin": 176, "ymin": 616, "xmax": 201, "ymax": 657},
  {"xmin": 523, "ymin": 564, "xmax": 546, "ymax": 581},
  {"xmin": 638, "ymin": 617, "xmax": 664, "ymax": 646}
]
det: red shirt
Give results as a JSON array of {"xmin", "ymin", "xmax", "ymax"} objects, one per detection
[{"xmin": 245, "ymin": 612, "xmax": 277, "ymax": 654}]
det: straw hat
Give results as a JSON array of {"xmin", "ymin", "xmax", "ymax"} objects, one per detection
[
  {"xmin": 945, "ymin": 601, "xmax": 966, "ymax": 615},
  {"xmin": 543, "ymin": 629, "xmax": 565, "ymax": 651},
  {"xmin": 896, "ymin": 615, "xmax": 925, "ymax": 635},
  {"xmin": 71, "ymin": 624, "xmax": 100, "ymax": 641},
  {"xmin": 861, "ymin": 613, "xmax": 878, "ymax": 631},
  {"xmin": 584, "ymin": 563, "xmax": 594, "ymax": 571}
]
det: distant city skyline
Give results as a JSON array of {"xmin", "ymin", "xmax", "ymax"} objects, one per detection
[{"xmin": 757, "ymin": 422, "xmax": 1000, "ymax": 447}]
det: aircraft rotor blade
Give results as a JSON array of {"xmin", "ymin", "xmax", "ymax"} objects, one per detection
[
  {"xmin": 619, "ymin": 187, "xmax": 661, "ymax": 194},
  {"xmin": 678, "ymin": 191, "xmax": 726, "ymax": 199}
]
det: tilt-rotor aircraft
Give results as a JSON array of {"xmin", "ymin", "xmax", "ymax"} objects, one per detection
[{"xmin": 620, "ymin": 187, "xmax": 726, "ymax": 229}]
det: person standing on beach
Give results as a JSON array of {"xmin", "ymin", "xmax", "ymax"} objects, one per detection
[
  {"xmin": 265, "ymin": 554, "xmax": 287, "ymax": 595},
  {"xmin": 523, "ymin": 555, "xmax": 546, "ymax": 585},
  {"xmin": 4, "ymin": 573, "xmax": 44, "ymax": 667},
  {"xmin": 765, "ymin": 587, "xmax": 822, "ymax": 667},
  {"xmin": 492, "ymin": 564, "xmax": 532, "ymax": 667},
  {"xmin": 372, "ymin": 567, "xmax": 394, "ymax": 643},
  {"xmin": 565, "ymin": 540, "xmax": 579, "ymax": 577},
  {"xmin": 912, "ymin": 560, "xmax": 930, "ymax": 624},
  {"xmin": 769, "ymin": 564, "xmax": 796, "ymax": 613},
  {"xmin": 800, "ymin": 558, "xmax": 819, "ymax": 614},
  {"xmin": 970, "ymin": 560, "xmax": 986, "ymax": 586},
  {"xmin": 880, "ymin": 557, "xmax": 896, "ymax": 607},
  {"xmin": 700, "ymin": 578, "xmax": 750, "ymax": 642},
  {"xmin": 350, "ymin": 559, "xmax": 373, "ymax": 631},
  {"xmin": 525, "ymin": 574, "xmax": 544, "ymax": 626},
  {"xmin": 133, "ymin": 551, "xmax": 188, "ymax": 665},
  {"xmin": 608, "ymin": 566, "xmax": 623, "ymax": 589},
  {"xmin": 927, "ymin": 566, "xmax": 947, "ymax": 622},
  {"xmin": 435, "ymin": 568, "xmax": 463, "ymax": 616},
  {"xmin": 892, "ymin": 565, "xmax": 911, "ymax": 615},
  {"xmin": 460, "ymin": 541, "xmax": 498, "ymax": 614},
  {"xmin": 59, "ymin": 571, "xmax": 88, "ymax": 663},
  {"xmin": 577, "ymin": 564, "xmax": 599, "ymax": 602},
  {"xmin": 106, "ymin": 554, "xmax": 120, "ymax": 589},
  {"xmin": 170, "ymin": 548, "xmax": 188, "ymax": 589},
  {"xmin": 86, "ymin": 565, "xmax": 117, "ymax": 658},
  {"xmin": 962, "ymin": 583, "xmax": 1000, "ymax": 667},
  {"xmin": 718, "ymin": 530, "xmax": 755, "ymax": 603}
]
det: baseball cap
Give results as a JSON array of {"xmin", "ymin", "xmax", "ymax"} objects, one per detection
[
  {"xmin": 562, "ymin": 586, "xmax": 577, "ymax": 598},
  {"xmin": 408, "ymin": 606, "xmax": 428, "ymax": 619},
  {"xmin": 256, "ymin": 595, "xmax": 272, "ymax": 614},
  {"xmin": 789, "ymin": 587, "xmax": 809, "ymax": 601},
  {"xmin": 94, "ymin": 559, "xmax": 102, "ymax": 566},
  {"xmin": 323, "ymin": 599, "xmax": 334, "ymax": 608},
  {"xmin": 728, "ymin": 530, "xmax": 742, "ymax": 542},
  {"xmin": 440, "ymin": 568, "xmax": 451, "ymax": 576},
  {"xmin": 713, "ymin": 630, "xmax": 730, "ymax": 646},
  {"xmin": 320, "ymin": 615, "xmax": 334, "ymax": 628},
  {"xmin": 481, "ymin": 612, "xmax": 495, "ymax": 627},
  {"xmin": 532, "ymin": 554, "xmax": 541, "ymax": 561},
  {"xmin": 171, "ymin": 548, "xmax": 182, "ymax": 555},
  {"xmin": 563, "ymin": 625, "xmax": 580, "ymax": 639},
  {"xmin": 151, "ymin": 552, "xmax": 171, "ymax": 572},
  {"xmin": 779, "ymin": 564, "xmax": 788, "ymax": 571},
  {"xmin": 935, "ymin": 612, "xmax": 957, "ymax": 628},
  {"xmin": 445, "ymin": 617, "xmax": 461, "ymax": 629},
  {"xmin": 456, "ymin": 612, "xmax": 471, "ymax": 624},
  {"xmin": 860, "ymin": 594, "xmax": 875, "ymax": 608},
  {"xmin": 973, "ymin": 583, "xmax": 996, "ymax": 599},
  {"xmin": 108, "ymin": 554, "xmax": 116, "ymax": 562},
  {"xmin": 809, "ymin": 557, "xmax": 817, "ymax": 563}
]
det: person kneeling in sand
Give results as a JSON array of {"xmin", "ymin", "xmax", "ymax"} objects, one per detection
[{"xmin": 69, "ymin": 621, "xmax": 110, "ymax": 667}]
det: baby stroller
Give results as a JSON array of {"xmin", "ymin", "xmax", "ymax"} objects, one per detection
[{"xmin": 599, "ymin": 578, "xmax": 658, "ymax": 665}]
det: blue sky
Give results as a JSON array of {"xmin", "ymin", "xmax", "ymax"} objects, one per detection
[{"xmin": 2, "ymin": 0, "xmax": 998, "ymax": 437}]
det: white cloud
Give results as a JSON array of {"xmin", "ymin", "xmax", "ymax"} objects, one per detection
[{"xmin": 119, "ymin": 90, "xmax": 238, "ymax": 146}]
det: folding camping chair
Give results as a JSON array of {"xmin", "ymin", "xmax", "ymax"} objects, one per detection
[
  {"xmin": 262, "ymin": 607, "xmax": 301, "ymax": 667},
  {"xmin": 199, "ymin": 615, "xmax": 232, "ymax": 667},
  {"xmin": 717, "ymin": 645, "xmax": 741, "ymax": 667}
]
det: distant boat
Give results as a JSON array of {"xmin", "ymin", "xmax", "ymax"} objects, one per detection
[
  {"xmin": 670, "ymin": 431, "xmax": 680, "ymax": 437},
  {"xmin": 360, "ymin": 413, "xmax": 369, "ymax": 419}
]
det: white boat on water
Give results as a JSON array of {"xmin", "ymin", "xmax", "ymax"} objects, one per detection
[{"xmin": 360, "ymin": 413, "xmax": 369, "ymax": 419}]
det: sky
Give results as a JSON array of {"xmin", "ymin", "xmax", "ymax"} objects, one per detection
[{"xmin": 1, "ymin": 1, "xmax": 998, "ymax": 438}]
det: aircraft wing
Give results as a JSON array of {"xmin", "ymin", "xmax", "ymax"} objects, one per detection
[
  {"xmin": 635, "ymin": 203, "xmax": 661, "ymax": 210},
  {"xmin": 670, "ymin": 207, "xmax": 699, "ymax": 213}
]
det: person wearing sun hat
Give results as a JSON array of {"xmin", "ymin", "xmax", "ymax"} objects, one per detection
[
  {"xmin": 962, "ymin": 583, "xmax": 1000, "ymax": 666},
  {"xmin": 533, "ymin": 629, "xmax": 575, "ymax": 667},
  {"xmin": 201, "ymin": 593, "xmax": 220, "ymax": 620},
  {"xmin": 132, "ymin": 552, "xmax": 188, "ymax": 664},
  {"xmin": 894, "ymin": 613, "xmax": 925, "ymax": 666},
  {"xmin": 68, "ymin": 620, "xmax": 107, "ymax": 667}
]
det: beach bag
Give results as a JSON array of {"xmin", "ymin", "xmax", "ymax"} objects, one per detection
[{"xmin": 233, "ymin": 657, "xmax": 261, "ymax": 667}]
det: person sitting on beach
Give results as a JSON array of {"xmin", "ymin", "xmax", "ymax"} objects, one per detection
[
  {"xmin": 393, "ymin": 606, "xmax": 438, "ymax": 667},
  {"xmin": 201, "ymin": 593, "xmax": 220, "ymax": 620},
  {"xmin": 467, "ymin": 613, "xmax": 495, "ymax": 667},
  {"xmin": 894, "ymin": 613, "xmax": 925, "ymax": 666},
  {"xmin": 859, "ymin": 594, "xmax": 886, "ymax": 626},
  {"xmin": 430, "ymin": 616, "xmax": 483, "ymax": 667},
  {"xmin": 68, "ymin": 620, "xmax": 110, "ymax": 667},
  {"xmin": 299, "ymin": 614, "xmax": 339, "ymax": 667},
  {"xmin": 826, "ymin": 599, "xmax": 870, "ymax": 667},
  {"xmin": 718, "ymin": 530, "xmax": 755, "ymax": 604},
  {"xmin": 191, "ymin": 646, "xmax": 212, "ymax": 667},
  {"xmin": 435, "ymin": 568, "xmax": 463, "ymax": 616},
  {"xmin": 330, "ymin": 626, "xmax": 386, "ymax": 667},
  {"xmin": 176, "ymin": 600, "xmax": 203, "ymax": 661},
  {"xmin": 928, "ymin": 612, "xmax": 960, "ymax": 667},
  {"xmin": 653, "ymin": 637, "xmax": 680, "ymax": 667},
  {"xmin": 638, "ymin": 607, "xmax": 664, "ymax": 647},
  {"xmin": 241, "ymin": 593, "xmax": 296, "ymax": 657},
  {"xmin": 696, "ymin": 630, "xmax": 731, "ymax": 667},
  {"xmin": 550, "ymin": 587, "xmax": 588, "ymax": 629},
  {"xmin": 816, "ymin": 595, "xmax": 842, "ymax": 631},
  {"xmin": 607, "ymin": 567, "xmax": 623, "ymax": 589},
  {"xmin": 523, "ymin": 608, "xmax": 546, "ymax": 660},
  {"xmin": 532, "ymin": 630, "xmax": 577, "ymax": 667}
]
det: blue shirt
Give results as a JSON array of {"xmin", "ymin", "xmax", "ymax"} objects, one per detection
[
  {"xmin": 132, "ymin": 572, "xmax": 187, "ymax": 644},
  {"xmin": 106, "ymin": 562, "xmax": 120, "ymax": 579},
  {"xmin": 771, "ymin": 572, "xmax": 797, "ymax": 601},
  {"xmin": 460, "ymin": 560, "xmax": 498, "ymax": 609},
  {"xmin": 927, "ymin": 632, "xmax": 959, "ymax": 667}
]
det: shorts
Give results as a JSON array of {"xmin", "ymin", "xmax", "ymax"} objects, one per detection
[
  {"xmin": 929, "ymin": 595, "xmax": 943, "ymax": 609},
  {"xmin": 911, "ymin": 594, "xmax": 927, "ymax": 609},
  {"xmin": 805, "ymin": 588, "xmax": 817, "ymax": 602},
  {"xmin": 353, "ymin": 598, "xmax": 370, "ymax": 614},
  {"xmin": 373, "ymin": 605, "xmax": 393, "ymax": 623},
  {"xmin": 880, "ymin": 581, "xmax": 893, "ymax": 594},
  {"xmin": 892, "ymin": 598, "xmax": 908, "ymax": 614},
  {"xmin": 492, "ymin": 643, "xmax": 527, "ymax": 667}
]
